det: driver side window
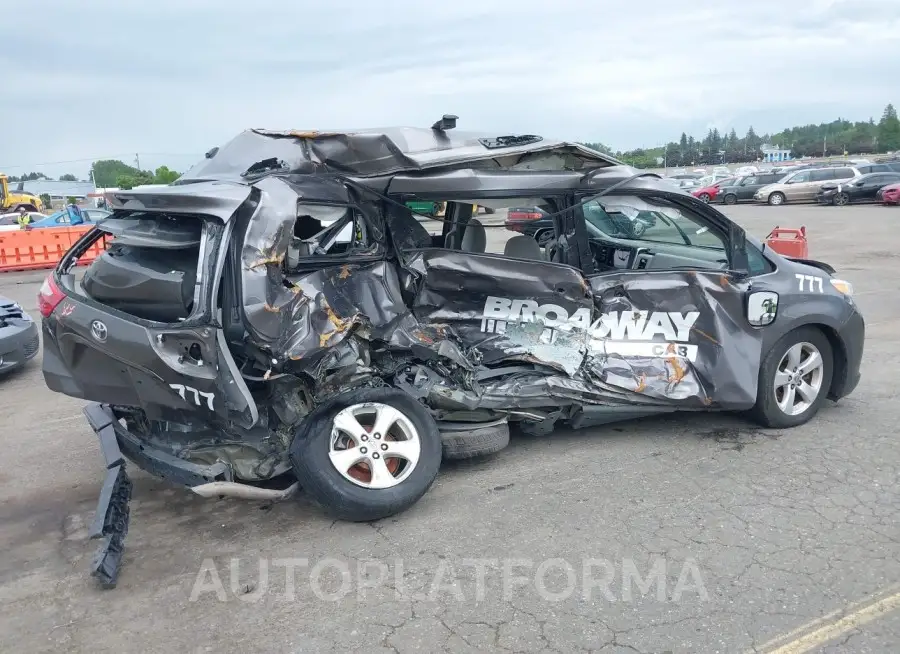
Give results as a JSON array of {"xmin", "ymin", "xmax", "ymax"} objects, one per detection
[{"xmin": 583, "ymin": 196, "xmax": 726, "ymax": 250}]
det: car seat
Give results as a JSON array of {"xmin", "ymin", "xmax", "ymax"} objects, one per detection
[
  {"xmin": 503, "ymin": 235, "xmax": 543, "ymax": 260},
  {"xmin": 460, "ymin": 218, "xmax": 487, "ymax": 253}
]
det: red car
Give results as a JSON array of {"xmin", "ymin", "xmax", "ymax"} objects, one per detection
[
  {"xmin": 879, "ymin": 182, "xmax": 900, "ymax": 205},
  {"xmin": 692, "ymin": 177, "xmax": 736, "ymax": 203}
]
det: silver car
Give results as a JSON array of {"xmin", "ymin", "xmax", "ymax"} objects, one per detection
[{"xmin": 754, "ymin": 166, "xmax": 861, "ymax": 205}]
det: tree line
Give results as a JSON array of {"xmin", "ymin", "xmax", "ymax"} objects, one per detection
[
  {"xmin": 6, "ymin": 160, "xmax": 183, "ymax": 189},
  {"xmin": 582, "ymin": 104, "xmax": 900, "ymax": 169}
]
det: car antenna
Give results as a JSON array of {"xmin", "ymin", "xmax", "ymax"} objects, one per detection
[{"xmin": 431, "ymin": 114, "xmax": 458, "ymax": 131}]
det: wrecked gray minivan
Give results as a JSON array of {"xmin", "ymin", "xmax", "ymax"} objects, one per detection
[{"xmin": 40, "ymin": 118, "xmax": 864, "ymax": 586}]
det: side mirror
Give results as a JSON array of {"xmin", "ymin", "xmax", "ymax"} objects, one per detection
[{"xmin": 748, "ymin": 291, "xmax": 778, "ymax": 326}]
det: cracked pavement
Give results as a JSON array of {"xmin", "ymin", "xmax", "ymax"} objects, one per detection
[{"xmin": 1, "ymin": 205, "xmax": 898, "ymax": 653}]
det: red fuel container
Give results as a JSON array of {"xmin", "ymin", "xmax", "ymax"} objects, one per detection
[{"xmin": 765, "ymin": 226, "xmax": 808, "ymax": 259}]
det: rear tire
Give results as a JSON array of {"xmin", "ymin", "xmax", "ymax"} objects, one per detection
[
  {"xmin": 767, "ymin": 192, "xmax": 786, "ymax": 206},
  {"xmin": 748, "ymin": 327, "xmax": 833, "ymax": 428},
  {"xmin": 289, "ymin": 387, "xmax": 442, "ymax": 521},
  {"xmin": 440, "ymin": 420, "xmax": 510, "ymax": 460}
]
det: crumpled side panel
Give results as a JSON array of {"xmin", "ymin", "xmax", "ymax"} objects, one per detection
[
  {"xmin": 403, "ymin": 251, "xmax": 761, "ymax": 411},
  {"xmin": 586, "ymin": 271, "xmax": 760, "ymax": 408},
  {"xmin": 406, "ymin": 249, "xmax": 593, "ymax": 375}
]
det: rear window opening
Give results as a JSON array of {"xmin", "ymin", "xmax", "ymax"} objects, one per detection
[{"xmin": 80, "ymin": 212, "xmax": 206, "ymax": 322}]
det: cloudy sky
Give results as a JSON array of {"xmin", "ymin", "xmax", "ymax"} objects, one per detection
[{"xmin": 3, "ymin": 0, "xmax": 899, "ymax": 179}]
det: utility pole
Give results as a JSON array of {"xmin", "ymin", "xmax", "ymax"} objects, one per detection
[{"xmin": 135, "ymin": 153, "xmax": 141, "ymax": 170}]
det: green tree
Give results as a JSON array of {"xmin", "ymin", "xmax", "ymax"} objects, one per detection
[
  {"xmin": 115, "ymin": 175, "xmax": 137, "ymax": 190},
  {"xmin": 39, "ymin": 193, "xmax": 52, "ymax": 208},
  {"xmin": 878, "ymin": 104, "xmax": 900, "ymax": 151},
  {"xmin": 58, "ymin": 173, "xmax": 78, "ymax": 181},
  {"xmin": 92, "ymin": 160, "xmax": 144, "ymax": 187},
  {"xmin": 153, "ymin": 165, "xmax": 180, "ymax": 184}
]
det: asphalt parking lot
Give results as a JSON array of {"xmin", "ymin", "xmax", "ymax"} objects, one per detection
[{"xmin": 1, "ymin": 203, "xmax": 898, "ymax": 653}]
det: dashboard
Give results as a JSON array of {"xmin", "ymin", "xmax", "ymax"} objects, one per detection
[{"xmin": 590, "ymin": 239, "xmax": 729, "ymax": 272}]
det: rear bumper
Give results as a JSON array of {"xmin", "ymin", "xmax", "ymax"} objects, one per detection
[
  {"xmin": 84, "ymin": 403, "xmax": 233, "ymax": 487},
  {"xmin": 0, "ymin": 322, "xmax": 39, "ymax": 373},
  {"xmin": 81, "ymin": 403, "xmax": 233, "ymax": 588}
]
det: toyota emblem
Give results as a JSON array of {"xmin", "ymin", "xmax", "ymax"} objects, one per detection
[{"xmin": 90, "ymin": 320, "xmax": 108, "ymax": 342}]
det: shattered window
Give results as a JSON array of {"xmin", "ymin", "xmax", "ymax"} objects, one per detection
[
  {"xmin": 583, "ymin": 196, "xmax": 726, "ymax": 250},
  {"xmin": 285, "ymin": 203, "xmax": 380, "ymax": 270}
]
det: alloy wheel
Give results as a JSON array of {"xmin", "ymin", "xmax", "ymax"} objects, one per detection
[
  {"xmin": 329, "ymin": 403, "xmax": 421, "ymax": 489},
  {"xmin": 773, "ymin": 342, "xmax": 825, "ymax": 416}
]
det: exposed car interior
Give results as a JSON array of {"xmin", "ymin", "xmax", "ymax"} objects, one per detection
[{"xmin": 383, "ymin": 193, "xmax": 731, "ymax": 274}]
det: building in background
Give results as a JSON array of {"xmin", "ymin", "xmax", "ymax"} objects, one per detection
[
  {"xmin": 10, "ymin": 180, "xmax": 96, "ymax": 210},
  {"xmin": 761, "ymin": 144, "xmax": 792, "ymax": 163}
]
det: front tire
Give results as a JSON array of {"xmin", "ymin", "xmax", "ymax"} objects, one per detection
[
  {"xmin": 749, "ymin": 327, "xmax": 833, "ymax": 428},
  {"xmin": 833, "ymin": 192, "xmax": 849, "ymax": 206},
  {"xmin": 289, "ymin": 387, "xmax": 442, "ymax": 521},
  {"xmin": 768, "ymin": 192, "xmax": 786, "ymax": 206},
  {"xmin": 723, "ymin": 194, "xmax": 738, "ymax": 205},
  {"xmin": 698, "ymin": 193, "xmax": 710, "ymax": 203}
]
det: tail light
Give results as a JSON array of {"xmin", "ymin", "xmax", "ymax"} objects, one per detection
[
  {"xmin": 509, "ymin": 211, "xmax": 544, "ymax": 221},
  {"xmin": 38, "ymin": 274, "xmax": 66, "ymax": 318}
]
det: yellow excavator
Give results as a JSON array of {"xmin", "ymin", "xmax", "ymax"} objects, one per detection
[{"xmin": 0, "ymin": 174, "xmax": 45, "ymax": 213}]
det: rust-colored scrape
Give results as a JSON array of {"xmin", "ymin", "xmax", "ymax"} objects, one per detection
[
  {"xmin": 339, "ymin": 265, "xmax": 352, "ymax": 280},
  {"xmin": 288, "ymin": 130, "xmax": 347, "ymax": 139},
  {"xmin": 719, "ymin": 275, "xmax": 730, "ymax": 288},
  {"xmin": 702, "ymin": 395, "xmax": 713, "ymax": 406},
  {"xmin": 246, "ymin": 253, "xmax": 284, "ymax": 270},
  {"xmin": 691, "ymin": 327, "xmax": 721, "ymax": 346},
  {"xmin": 263, "ymin": 303, "xmax": 280, "ymax": 313},
  {"xmin": 634, "ymin": 373, "xmax": 647, "ymax": 393},
  {"xmin": 318, "ymin": 302, "xmax": 355, "ymax": 348},
  {"xmin": 660, "ymin": 356, "xmax": 687, "ymax": 388}
]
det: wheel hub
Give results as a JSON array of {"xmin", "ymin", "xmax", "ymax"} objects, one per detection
[{"xmin": 329, "ymin": 403, "xmax": 421, "ymax": 489}]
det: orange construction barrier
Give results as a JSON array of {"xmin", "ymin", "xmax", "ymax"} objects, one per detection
[
  {"xmin": 765, "ymin": 225, "xmax": 809, "ymax": 259},
  {"xmin": 0, "ymin": 226, "xmax": 108, "ymax": 273}
]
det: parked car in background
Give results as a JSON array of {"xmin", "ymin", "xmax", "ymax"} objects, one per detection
[
  {"xmin": 664, "ymin": 176, "xmax": 703, "ymax": 190},
  {"xmin": 28, "ymin": 208, "xmax": 111, "ymax": 228},
  {"xmin": 877, "ymin": 182, "xmax": 900, "ymax": 205},
  {"xmin": 816, "ymin": 172, "xmax": 900, "ymax": 206},
  {"xmin": 754, "ymin": 166, "xmax": 861, "ymax": 205},
  {"xmin": 0, "ymin": 295, "xmax": 40, "ymax": 374},
  {"xmin": 717, "ymin": 172, "xmax": 787, "ymax": 205},
  {"xmin": 855, "ymin": 162, "xmax": 900, "ymax": 174},
  {"xmin": 691, "ymin": 177, "xmax": 736, "ymax": 203},
  {"xmin": 505, "ymin": 206, "xmax": 554, "ymax": 244}
]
